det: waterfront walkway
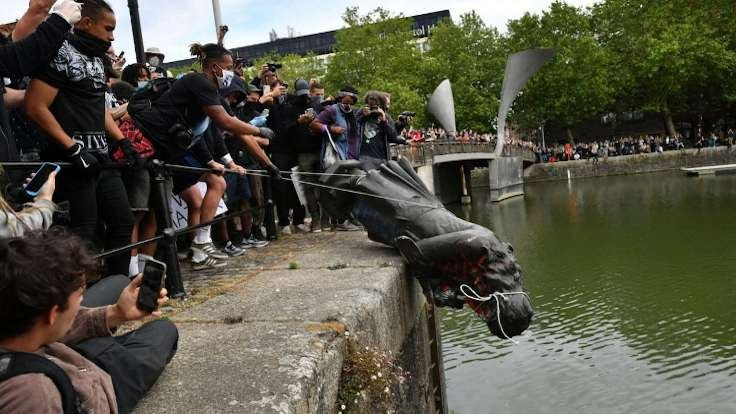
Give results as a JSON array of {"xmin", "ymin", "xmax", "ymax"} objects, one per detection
[{"xmin": 134, "ymin": 231, "xmax": 429, "ymax": 413}]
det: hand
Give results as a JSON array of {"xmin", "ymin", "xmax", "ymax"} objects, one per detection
[
  {"xmin": 330, "ymin": 125, "xmax": 345, "ymax": 135},
  {"xmin": 375, "ymin": 107, "xmax": 386, "ymax": 122},
  {"xmin": 258, "ymin": 127, "xmax": 275, "ymax": 140},
  {"xmin": 207, "ymin": 161, "xmax": 225, "ymax": 175},
  {"xmin": 228, "ymin": 163, "xmax": 246, "ymax": 176},
  {"xmin": 51, "ymin": 0, "xmax": 82, "ymax": 25},
  {"xmin": 24, "ymin": 170, "xmax": 57, "ymax": 201},
  {"xmin": 297, "ymin": 113, "xmax": 314, "ymax": 125},
  {"xmin": 35, "ymin": 170, "xmax": 57, "ymax": 201},
  {"xmin": 66, "ymin": 143, "xmax": 99, "ymax": 174},
  {"xmin": 106, "ymin": 275, "xmax": 169, "ymax": 328},
  {"xmin": 271, "ymin": 85, "xmax": 286, "ymax": 98},
  {"xmin": 265, "ymin": 163, "xmax": 281, "ymax": 180},
  {"xmin": 361, "ymin": 106, "xmax": 371, "ymax": 117},
  {"xmin": 259, "ymin": 64, "xmax": 269, "ymax": 77},
  {"xmin": 118, "ymin": 138, "xmax": 143, "ymax": 169}
]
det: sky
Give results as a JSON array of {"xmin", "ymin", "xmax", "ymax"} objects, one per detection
[{"xmin": 2, "ymin": 0, "xmax": 597, "ymax": 63}]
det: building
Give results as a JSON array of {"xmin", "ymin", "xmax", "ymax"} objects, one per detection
[{"xmin": 163, "ymin": 10, "xmax": 450, "ymax": 69}]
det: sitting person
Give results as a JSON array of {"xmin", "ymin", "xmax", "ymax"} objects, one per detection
[
  {"xmin": 0, "ymin": 167, "xmax": 56, "ymax": 238},
  {"xmin": 0, "ymin": 229, "xmax": 178, "ymax": 414}
]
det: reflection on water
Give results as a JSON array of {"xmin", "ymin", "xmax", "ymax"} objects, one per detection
[{"xmin": 442, "ymin": 172, "xmax": 736, "ymax": 414}]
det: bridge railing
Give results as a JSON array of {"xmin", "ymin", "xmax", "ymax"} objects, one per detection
[{"xmin": 392, "ymin": 142, "xmax": 536, "ymax": 166}]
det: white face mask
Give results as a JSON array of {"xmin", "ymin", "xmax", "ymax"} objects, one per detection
[
  {"xmin": 137, "ymin": 80, "xmax": 149, "ymax": 89},
  {"xmin": 148, "ymin": 56, "xmax": 161, "ymax": 67},
  {"xmin": 217, "ymin": 69, "xmax": 235, "ymax": 90}
]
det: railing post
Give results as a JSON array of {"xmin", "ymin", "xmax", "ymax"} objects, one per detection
[{"xmin": 149, "ymin": 160, "xmax": 185, "ymax": 299}]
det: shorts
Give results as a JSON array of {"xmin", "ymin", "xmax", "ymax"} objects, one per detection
[
  {"xmin": 122, "ymin": 168, "xmax": 151, "ymax": 212},
  {"xmin": 225, "ymin": 173, "xmax": 251, "ymax": 203},
  {"xmin": 171, "ymin": 153, "xmax": 204, "ymax": 195}
]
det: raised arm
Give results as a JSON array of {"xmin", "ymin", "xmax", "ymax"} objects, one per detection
[{"xmin": 0, "ymin": 1, "xmax": 81, "ymax": 78}]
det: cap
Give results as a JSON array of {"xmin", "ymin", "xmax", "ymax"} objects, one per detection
[
  {"xmin": 145, "ymin": 47, "xmax": 164, "ymax": 57},
  {"xmin": 294, "ymin": 78, "xmax": 309, "ymax": 96}
]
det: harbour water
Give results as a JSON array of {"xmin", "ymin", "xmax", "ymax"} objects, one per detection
[{"xmin": 443, "ymin": 172, "xmax": 736, "ymax": 413}]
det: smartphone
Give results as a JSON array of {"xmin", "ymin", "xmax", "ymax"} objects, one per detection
[
  {"xmin": 262, "ymin": 84, "xmax": 271, "ymax": 95},
  {"xmin": 118, "ymin": 51, "xmax": 125, "ymax": 58},
  {"xmin": 136, "ymin": 258, "xmax": 167, "ymax": 313},
  {"xmin": 25, "ymin": 163, "xmax": 60, "ymax": 198}
]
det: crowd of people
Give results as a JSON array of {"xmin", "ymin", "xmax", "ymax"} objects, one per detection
[
  {"xmin": 533, "ymin": 131, "xmax": 734, "ymax": 163},
  {"xmin": 0, "ymin": 0, "xmax": 418, "ymax": 412}
]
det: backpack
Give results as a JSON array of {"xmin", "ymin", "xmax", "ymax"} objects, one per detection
[
  {"xmin": 0, "ymin": 351, "xmax": 80, "ymax": 413},
  {"xmin": 127, "ymin": 77, "xmax": 177, "ymax": 117}
]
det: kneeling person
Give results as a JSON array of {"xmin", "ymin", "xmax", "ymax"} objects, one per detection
[{"xmin": 0, "ymin": 230, "xmax": 178, "ymax": 414}]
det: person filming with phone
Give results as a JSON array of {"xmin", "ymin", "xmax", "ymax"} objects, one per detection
[
  {"xmin": 0, "ymin": 229, "xmax": 178, "ymax": 414},
  {"xmin": 0, "ymin": 164, "xmax": 57, "ymax": 238}
]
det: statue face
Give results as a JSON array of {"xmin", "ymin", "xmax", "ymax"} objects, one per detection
[{"xmin": 475, "ymin": 242, "xmax": 533, "ymax": 339}]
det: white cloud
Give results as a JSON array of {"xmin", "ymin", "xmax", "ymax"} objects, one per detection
[{"xmin": 1, "ymin": 0, "xmax": 596, "ymax": 63}]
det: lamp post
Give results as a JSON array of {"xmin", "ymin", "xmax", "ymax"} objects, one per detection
[
  {"xmin": 128, "ymin": 0, "xmax": 145, "ymax": 64},
  {"xmin": 212, "ymin": 0, "xmax": 223, "ymax": 41}
]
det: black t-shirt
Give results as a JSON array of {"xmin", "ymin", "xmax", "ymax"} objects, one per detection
[
  {"xmin": 133, "ymin": 73, "xmax": 221, "ymax": 162},
  {"xmin": 37, "ymin": 37, "xmax": 108, "ymax": 162},
  {"xmin": 358, "ymin": 117, "xmax": 388, "ymax": 160}
]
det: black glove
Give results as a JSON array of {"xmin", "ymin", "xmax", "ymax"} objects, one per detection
[
  {"xmin": 258, "ymin": 127, "xmax": 275, "ymax": 140},
  {"xmin": 265, "ymin": 163, "xmax": 281, "ymax": 180},
  {"xmin": 66, "ymin": 143, "xmax": 99, "ymax": 174},
  {"xmin": 118, "ymin": 138, "xmax": 144, "ymax": 169}
]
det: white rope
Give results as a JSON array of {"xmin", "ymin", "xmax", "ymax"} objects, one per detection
[
  {"xmin": 246, "ymin": 171, "xmax": 442, "ymax": 209},
  {"xmin": 248, "ymin": 169, "xmax": 363, "ymax": 178},
  {"xmin": 459, "ymin": 284, "xmax": 530, "ymax": 344}
]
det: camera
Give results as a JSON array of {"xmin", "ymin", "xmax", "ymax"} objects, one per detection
[
  {"xmin": 400, "ymin": 111, "xmax": 416, "ymax": 117},
  {"xmin": 368, "ymin": 106, "xmax": 382, "ymax": 117},
  {"xmin": 266, "ymin": 62, "xmax": 282, "ymax": 73}
]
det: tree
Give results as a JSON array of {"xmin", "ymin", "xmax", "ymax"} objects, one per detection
[
  {"xmin": 506, "ymin": 2, "xmax": 615, "ymax": 142},
  {"xmin": 324, "ymin": 7, "xmax": 425, "ymax": 125},
  {"xmin": 593, "ymin": 0, "xmax": 736, "ymax": 139},
  {"xmin": 423, "ymin": 12, "xmax": 507, "ymax": 132}
]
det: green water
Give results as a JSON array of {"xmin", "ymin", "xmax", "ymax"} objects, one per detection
[{"xmin": 442, "ymin": 172, "xmax": 736, "ymax": 414}]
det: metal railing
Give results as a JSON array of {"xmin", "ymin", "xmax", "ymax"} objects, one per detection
[{"xmin": 392, "ymin": 142, "xmax": 536, "ymax": 167}]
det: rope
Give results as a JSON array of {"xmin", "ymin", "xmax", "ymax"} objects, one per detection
[
  {"xmin": 459, "ymin": 284, "xmax": 531, "ymax": 344},
  {"xmin": 247, "ymin": 171, "xmax": 443, "ymax": 210}
]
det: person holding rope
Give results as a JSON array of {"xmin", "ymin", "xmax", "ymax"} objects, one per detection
[
  {"xmin": 131, "ymin": 42, "xmax": 278, "ymax": 269},
  {"xmin": 24, "ymin": 0, "xmax": 138, "ymax": 277}
]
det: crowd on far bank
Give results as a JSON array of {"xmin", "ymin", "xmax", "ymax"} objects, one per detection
[{"xmin": 534, "ymin": 130, "xmax": 735, "ymax": 163}]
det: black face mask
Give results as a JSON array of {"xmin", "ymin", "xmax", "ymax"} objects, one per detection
[{"xmin": 69, "ymin": 30, "xmax": 112, "ymax": 58}]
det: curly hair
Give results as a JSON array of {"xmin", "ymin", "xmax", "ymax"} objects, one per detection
[{"xmin": 0, "ymin": 228, "xmax": 98, "ymax": 340}]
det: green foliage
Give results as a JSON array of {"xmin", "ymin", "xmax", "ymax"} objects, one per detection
[
  {"xmin": 506, "ymin": 2, "xmax": 616, "ymax": 138},
  {"xmin": 324, "ymin": 7, "xmax": 426, "ymax": 125},
  {"xmin": 168, "ymin": 63, "xmax": 199, "ymax": 77},
  {"xmin": 423, "ymin": 12, "xmax": 507, "ymax": 132}
]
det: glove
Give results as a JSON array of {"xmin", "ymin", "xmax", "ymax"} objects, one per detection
[
  {"xmin": 265, "ymin": 163, "xmax": 281, "ymax": 180},
  {"xmin": 258, "ymin": 127, "xmax": 275, "ymax": 140},
  {"xmin": 51, "ymin": 0, "xmax": 83, "ymax": 25},
  {"xmin": 117, "ymin": 138, "xmax": 144, "ymax": 169},
  {"xmin": 66, "ymin": 143, "xmax": 99, "ymax": 174}
]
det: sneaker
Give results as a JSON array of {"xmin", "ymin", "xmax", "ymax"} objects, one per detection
[
  {"xmin": 310, "ymin": 222, "xmax": 322, "ymax": 233},
  {"xmin": 240, "ymin": 236, "xmax": 270, "ymax": 249},
  {"xmin": 294, "ymin": 223, "xmax": 310, "ymax": 233},
  {"xmin": 280, "ymin": 225, "xmax": 292, "ymax": 235},
  {"xmin": 335, "ymin": 220, "xmax": 361, "ymax": 232},
  {"xmin": 192, "ymin": 242, "xmax": 229, "ymax": 260},
  {"xmin": 191, "ymin": 255, "xmax": 227, "ymax": 271},
  {"xmin": 222, "ymin": 241, "xmax": 244, "ymax": 257}
]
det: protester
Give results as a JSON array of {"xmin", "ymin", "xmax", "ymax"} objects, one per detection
[
  {"xmin": 131, "ymin": 42, "xmax": 277, "ymax": 269},
  {"xmin": 356, "ymin": 90, "xmax": 403, "ymax": 170},
  {"xmin": 0, "ymin": 229, "xmax": 178, "ymax": 414},
  {"xmin": 266, "ymin": 78, "xmax": 307, "ymax": 234},
  {"xmin": 0, "ymin": 169, "xmax": 56, "ymax": 238},
  {"xmin": 24, "ymin": 0, "xmax": 138, "ymax": 277},
  {"xmin": 121, "ymin": 63, "xmax": 151, "ymax": 88},
  {"xmin": 310, "ymin": 85, "xmax": 362, "ymax": 231}
]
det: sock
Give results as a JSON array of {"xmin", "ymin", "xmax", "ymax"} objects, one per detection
[
  {"xmin": 129, "ymin": 255, "xmax": 139, "ymax": 277},
  {"xmin": 191, "ymin": 248, "xmax": 207, "ymax": 262},
  {"xmin": 193, "ymin": 226, "xmax": 211, "ymax": 244}
]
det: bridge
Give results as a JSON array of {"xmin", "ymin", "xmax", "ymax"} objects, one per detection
[{"xmin": 391, "ymin": 142, "xmax": 537, "ymax": 204}]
